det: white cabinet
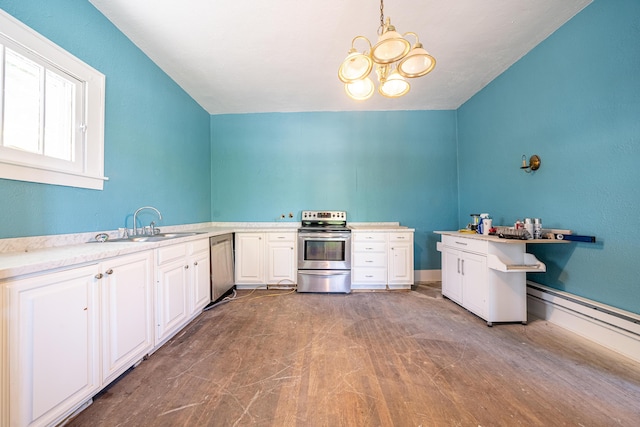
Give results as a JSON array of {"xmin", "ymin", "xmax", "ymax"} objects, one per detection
[
  {"xmin": 442, "ymin": 246, "xmax": 488, "ymax": 318},
  {"xmin": 1, "ymin": 236, "xmax": 216, "ymax": 425},
  {"xmin": 101, "ymin": 251, "xmax": 154, "ymax": 385},
  {"xmin": 351, "ymin": 232, "xmax": 387, "ymax": 290},
  {"xmin": 266, "ymin": 232, "xmax": 296, "ymax": 286},
  {"xmin": 4, "ymin": 265, "xmax": 100, "ymax": 427},
  {"xmin": 190, "ymin": 239, "xmax": 211, "ymax": 314},
  {"xmin": 155, "ymin": 238, "xmax": 211, "ymax": 346},
  {"xmin": 388, "ymin": 232, "xmax": 414, "ymax": 289},
  {"xmin": 437, "ymin": 233, "xmax": 548, "ymax": 326},
  {"xmin": 155, "ymin": 243, "xmax": 189, "ymax": 345},
  {"xmin": 351, "ymin": 230, "xmax": 414, "ymax": 290},
  {"xmin": 441, "ymin": 246, "xmax": 463, "ymax": 304},
  {"xmin": 235, "ymin": 232, "xmax": 297, "ymax": 288},
  {"xmin": 235, "ymin": 233, "xmax": 265, "ymax": 286},
  {"xmin": 2, "ymin": 251, "xmax": 154, "ymax": 427}
]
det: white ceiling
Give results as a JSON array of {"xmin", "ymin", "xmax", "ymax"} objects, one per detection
[{"xmin": 89, "ymin": 0, "xmax": 592, "ymax": 115}]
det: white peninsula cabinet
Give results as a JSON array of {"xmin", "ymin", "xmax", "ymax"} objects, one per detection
[
  {"xmin": 351, "ymin": 228, "xmax": 414, "ymax": 290},
  {"xmin": 235, "ymin": 231, "xmax": 297, "ymax": 288},
  {"xmin": 436, "ymin": 232, "xmax": 561, "ymax": 326},
  {"xmin": 155, "ymin": 237, "xmax": 210, "ymax": 347},
  {"xmin": 1, "ymin": 250, "xmax": 153, "ymax": 427}
]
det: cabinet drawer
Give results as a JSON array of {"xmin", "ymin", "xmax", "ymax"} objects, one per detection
[
  {"xmin": 389, "ymin": 232, "xmax": 413, "ymax": 242},
  {"xmin": 352, "ymin": 268, "xmax": 387, "ymax": 283},
  {"xmin": 268, "ymin": 232, "xmax": 296, "ymax": 242},
  {"xmin": 443, "ymin": 235, "xmax": 487, "ymax": 254},
  {"xmin": 190, "ymin": 238, "xmax": 209, "ymax": 254},
  {"xmin": 353, "ymin": 232, "xmax": 386, "ymax": 242},
  {"xmin": 353, "ymin": 252, "xmax": 387, "ymax": 267},
  {"xmin": 157, "ymin": 243, "xmax": 188, "ymax": 265},
  {"xmin": 353, "ymin": 242, "xmax": 387, "ymax": 252}
]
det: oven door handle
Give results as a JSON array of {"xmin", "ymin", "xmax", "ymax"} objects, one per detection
[
  {"xmin": 298, "ymin": 270, "xmax": 351, "ymax": 276},
  {"xmin": 298, "ymin": 234, "xmax": 351, "ymax": 240}
]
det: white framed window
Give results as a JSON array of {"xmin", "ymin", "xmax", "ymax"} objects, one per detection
[{"xmin": 0, "ymin": 9, "xmax": 107, "ymax": 190}]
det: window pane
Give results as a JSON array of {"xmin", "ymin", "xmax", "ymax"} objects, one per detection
[
  {"xmin": 4, "ymin": 48, "xmax": 42, "ymax": 154},
  {"xmin": 44, "ymin": 70, "xmax": 75, "ymax": 161}
]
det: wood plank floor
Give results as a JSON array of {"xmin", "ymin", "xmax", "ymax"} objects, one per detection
[{"xmin": 67, "ymin": 283, "xmax": 640, "ymax": 426}]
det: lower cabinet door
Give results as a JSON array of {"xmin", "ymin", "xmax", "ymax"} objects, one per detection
[
  {"xmin": 461, "ymin": 252, "xmax": 488, "ymax": 318},
  {"xmin": 388, "ymin": 243, "xmax": 413, "ymax": 286},
  {"xmin": 156, "ymin": 259, "xmax": 189, "ymax": 345},
  {"xmin": 7, "ymin": 265, "xmax": 100, "ymax": 427},
  {"xmin": 442, "ymin": 247, "xmax": 463, "ymax": 303},
  {"xmin": 191, "ymin": 250, "xmax": 211, "ymax": 314},
  {"xmin": 101, "ymin": 251, "xmax": 154, "ymax": 384},
  {"xmin": 266, "ymin": 243, "xmax": 296, "ymax": 285},
  {"xmin": 235, "ymin": 233, "xmax": 265, "ymax": 284}
]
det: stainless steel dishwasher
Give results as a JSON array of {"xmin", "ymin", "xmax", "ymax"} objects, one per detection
[{"xmin": 210, "ymin": 233, "xmax": 235, "ymax": 303}]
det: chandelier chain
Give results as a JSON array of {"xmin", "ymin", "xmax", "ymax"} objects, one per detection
[{"xmin": 380, "ymin": 0, "xmax": 385, "ymax": 29}]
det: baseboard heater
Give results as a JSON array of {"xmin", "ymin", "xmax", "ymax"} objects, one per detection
[{"xmin": 527, "ymin": 281, "xmax": 640, "ymax": 363}]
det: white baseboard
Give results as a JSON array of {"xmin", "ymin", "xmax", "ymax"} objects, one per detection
[
  {"xmin": 414, "ymin": 269, "xmax": 441, "ymax": 282},
  {"xmin": 526, "ymin": 281, "xmax": 640, "ymax": 363}
]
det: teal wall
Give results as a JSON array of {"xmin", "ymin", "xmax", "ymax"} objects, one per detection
[
  {"xmin": 457, "ymin": 0, "xmax": 640, "ymax": 314},
  {"xmin": 0, "ymin": 0, "xmax": 211, "ymax": 238},
  {"xmin": 211, "ymin": 111, "xmax": 459, "ymax": 270}
]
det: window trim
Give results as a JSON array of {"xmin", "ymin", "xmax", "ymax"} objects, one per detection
[{"xmin": 0, "ymin": 9, "xmax": 108, "ymax": 190}]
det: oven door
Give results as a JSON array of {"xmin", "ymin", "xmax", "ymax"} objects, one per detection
[{"xmin": 297, "ymin": 232, "xmax": 351, "ymax": 270}]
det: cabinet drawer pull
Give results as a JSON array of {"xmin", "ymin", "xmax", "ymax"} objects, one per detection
[
  {"xmin": 95, "ymin": 273, "xmax": 103, "ymax": 279},
  {"xmin": 461, "ymin": 259, "xmax": 465, "ymax": 275},
  {"xmin": 455, "ymin": 241, "xmax": 468, "ymax": 246},
  {"xmin": 105, "ymin": 269, "xmax": 113, "ymax": 275},
  {"xmin": 193, "ymin": 261, "xmax": 198, "ymax": 266},
  {"xmin": 184, "ymin": 265, "xmax": 189, "ymax": 269}
]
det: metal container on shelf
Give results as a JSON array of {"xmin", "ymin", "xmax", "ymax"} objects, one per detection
[
  {"xmin": 524, "ymin": 218, "xmax": 534, "ymax": 239},
  {"xmin": 533, "ymin": 218, "xmax": 542, "ymax": 239}
]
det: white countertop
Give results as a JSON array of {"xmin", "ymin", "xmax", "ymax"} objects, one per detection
[
  {"xmin": 0, "ymin": 223, "xmax": 299, "ymax": 280},
  {"xmin": 434, "ymin": 230, "xmax": 568, "ymax": 244},
  {"xmin": 348, "ymin": 222, "xmax": 414, "ymax": 231}
]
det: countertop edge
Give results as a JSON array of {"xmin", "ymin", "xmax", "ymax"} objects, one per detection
[{"xmin": 434, "ymin": 230, "xmax": 569, "ymax": 244}]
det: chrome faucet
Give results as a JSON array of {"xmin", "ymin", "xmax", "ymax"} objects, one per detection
[{"xmin": 133, "ymin": 206, "xmax": 162, "ymax": 236}]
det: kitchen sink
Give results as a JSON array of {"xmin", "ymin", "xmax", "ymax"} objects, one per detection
[{"xmin": 96, "ymin": 231, "xmax": 204, "ymax": 243}]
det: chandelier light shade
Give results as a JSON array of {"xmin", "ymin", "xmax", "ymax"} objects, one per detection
[
  {"xmin": 345, "ymin": 77, "xmax": 375, "ymax": 100},
  {"xmin": 379, "ymin": 69, "xmax": 410, "ymax": 98},
  {"xmin": 338, "ymin": 37, "xmax": 374, "ymax": 83},
  {"xmin": 338, "ymin": 0, "xmax": 436, "ymax": 100},
  {"xmin": 397, "ymin": 34, "xmax": 436, "ymax": 78},
  {"xmin": 371, "ymin": 23, "xmax": 410, "ymax": 64}
]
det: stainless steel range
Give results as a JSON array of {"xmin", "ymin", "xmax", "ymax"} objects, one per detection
[{"xmin": 297, "ymin": 210, "xmax": 351, "ymax": 293}]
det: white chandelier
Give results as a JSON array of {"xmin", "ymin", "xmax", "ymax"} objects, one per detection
[{"xmin": 338, "ymin": 0, "xmax": 436, "ymax": 100}]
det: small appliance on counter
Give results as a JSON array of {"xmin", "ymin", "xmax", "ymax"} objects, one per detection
[{"xmin": 468, "ymin": 214, "xmax": 481, "ymax": 231}]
